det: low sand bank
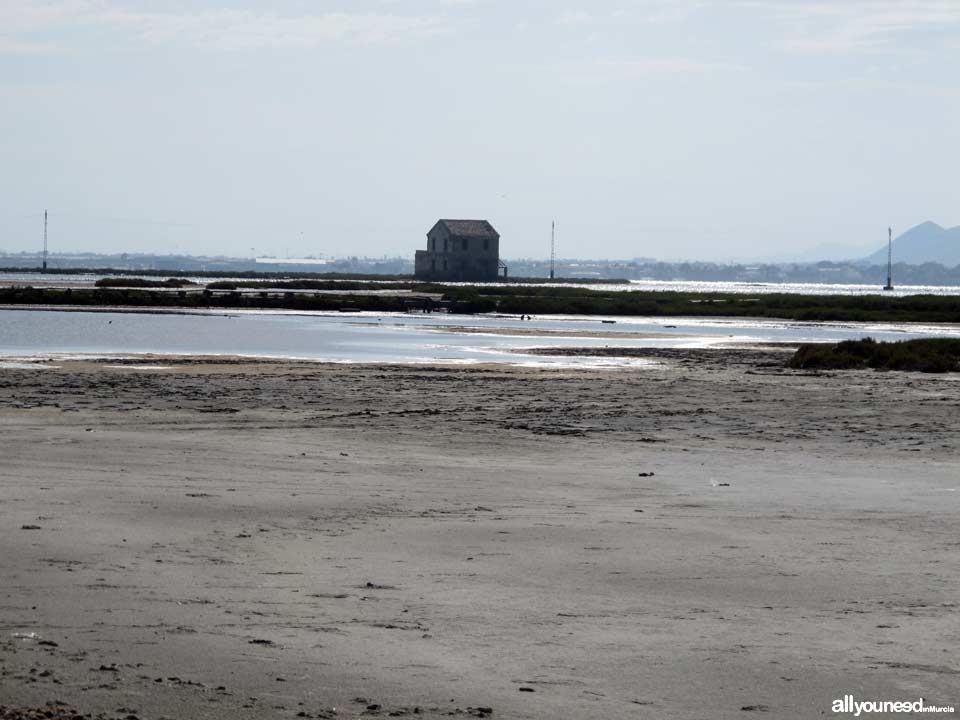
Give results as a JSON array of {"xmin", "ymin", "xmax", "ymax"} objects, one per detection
[
  {"xmin": 0, "ymin": 352, "xmax": 957, "ymax": 719},
  {"xmin": 423, "ymin": 324, "xmax": 694, "ymax": 340}
]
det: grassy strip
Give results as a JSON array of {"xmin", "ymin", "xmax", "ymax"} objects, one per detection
[
  {"xmin": 4, "ymin": 283, "xmax": 960, "ymax": 323},
  {"xmin": 205, "ymin": 279, "xmax": 424, "ymax": 291},
  {"xmin": 0, "ymin": 287, "xmax": 414, "ymax": 313},
  {"xmin": 440, "ymin": 286, "xmax": 960, "ymax": 322},
  {"xmin": 203, "ymin": 278, "xmax": 628, "ymax": 291},
  {"xmin": 790, "ymin": 338, "xmax": 960, "ymax": 373},
  {"xmin": 2, "ymin": 267, "xmax": 628, "ymax": 284},
  {"xmin": 95, "ymin": 277, "xmax": 196, "ymax": 288},
  {"xmin": 0, "ymin": 267, "xmax": 415, "ymax": 281}
]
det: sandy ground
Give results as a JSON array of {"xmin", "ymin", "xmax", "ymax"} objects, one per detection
[{"xmin": 0, "ymin": 351, "xmax": 958, "ymax": 719}]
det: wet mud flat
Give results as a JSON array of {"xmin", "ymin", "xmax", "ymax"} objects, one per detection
[{"xmin": 0, "ymin": 351, "xmax": 958, "ymax": 719}]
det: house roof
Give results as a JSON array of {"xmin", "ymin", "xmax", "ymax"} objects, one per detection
[{"xmin": 434, "ymin": 219, "xmax": 499, "ymax": 239}]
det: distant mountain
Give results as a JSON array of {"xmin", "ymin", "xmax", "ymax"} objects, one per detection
[{"xmin": 864, "ymin": 222, "xmax": 960, "ymax": 267}]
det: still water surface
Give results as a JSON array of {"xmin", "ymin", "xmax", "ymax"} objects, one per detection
[{"xmin": 1, "ymin": 308, "xmax": 959, "ymax": 368}]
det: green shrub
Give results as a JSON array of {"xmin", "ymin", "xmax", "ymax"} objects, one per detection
[
  {"xmin": 790, "ymin": 338, "xmax": 960, "ymax": 373},
  {"xmin": 95, "ymin": 277, "xmax": 195, "ymax": 288}
]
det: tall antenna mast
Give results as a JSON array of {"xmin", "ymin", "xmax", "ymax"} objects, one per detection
[
  {"xmin": 884, "ymin": 226, "xmax": 893, "ymax": 291},
  {"xmin": 42, "ymin": 210, "xmax": 48, "ymax": 272},
  {"xmin": 549, "ymin": 220, "xmax": 556, "ymax": 280}
]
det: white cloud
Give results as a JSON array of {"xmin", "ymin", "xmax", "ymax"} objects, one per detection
[
  {"xmin": 548, "ymin": 1, "xmax": 960, "ymax": 54},
  {"xmin": 0, "ymin": 37, "xmax": 64, "ymax": 55},
  {"xmin": 0, "ymin": 0, "xmax": 109, "ymax": 39},
  {"xmin": 103, "ymin": 8, "xmax": 446, "ymax": 49},
  {"xmin": 593, "ymin": 57, "xmax": 740, "ymax": 75},
  {"xmin": 0, "ymin": 1, "xmax": 448, "ymax": 53},
  {"xmin": 726, "ymin": 0, "xmax": 960, "ymax": 53},
  {"xmin": 556, "ymin": 3, "xmax": 707, "ymax": 27},
  {"xmin": 557, "ymin": 10, "xmax": 595, "ymax": 26},
  {"xmin": 556, "ymin": 56, "xmax": 744, "ymax": 86}
]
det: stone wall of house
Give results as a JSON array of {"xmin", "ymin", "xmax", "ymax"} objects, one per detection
[{"xmin": 414, "ymin": 225, "xmax": 499, "ymax": 281}]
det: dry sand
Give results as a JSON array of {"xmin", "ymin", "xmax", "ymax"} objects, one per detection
[{"xmin": 0, "ymin": 351, "xmax": 958, "ymax": 719}]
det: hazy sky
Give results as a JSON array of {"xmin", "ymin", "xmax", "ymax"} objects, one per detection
[{"xmin": 1, "ymin": 0, "xmax": 958, "ymax": 261}]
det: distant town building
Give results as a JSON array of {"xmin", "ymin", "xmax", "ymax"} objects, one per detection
[{"xmin": 415, "ymin": 219, "xmax": 503, "ymax": 281}]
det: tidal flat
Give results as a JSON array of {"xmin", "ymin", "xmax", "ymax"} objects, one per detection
[{"xmin": 0, "ymin": 352, "xmax": 958, "ymax": 719}]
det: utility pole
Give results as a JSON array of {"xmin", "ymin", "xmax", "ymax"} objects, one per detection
[
  {"xmin": 883, "ymin": 226, "xmax": 894, "ymax": 291},
  {"xmin": 42, "ymin": 210, "xmax": 48, "ymax": 272},
  {"xmin": 549, "ymin": 220, "xmax": 556, "ymax": 280}
]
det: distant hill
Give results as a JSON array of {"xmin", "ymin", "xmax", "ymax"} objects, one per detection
[{"xmin": 865, "ymin": 222, "xmax": 960, "ymax": 267}]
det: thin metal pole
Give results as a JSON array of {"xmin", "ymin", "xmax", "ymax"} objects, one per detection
[
  {"xmin": 885, "ymin": 226, "xmax": 893, "ymax": 290},
  {"xmin": 42, "ymin": 210, "xmax": 48, "ymax": 271},
  {"xmin": 549, "ymin": 221, "xmax": 555, "ymax": 280}
]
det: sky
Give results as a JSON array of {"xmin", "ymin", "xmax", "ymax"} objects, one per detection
[{"xmin": 1, "ymin": 0, "xmax": 958, "ymax": 262}]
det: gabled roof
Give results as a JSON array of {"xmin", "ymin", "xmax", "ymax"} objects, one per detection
[{"xmin": 433, "ymin": 219, "xmax": 499, "ymax": 239}]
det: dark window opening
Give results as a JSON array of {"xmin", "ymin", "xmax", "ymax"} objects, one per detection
[{"xmin": 483, "ymin": 238, "xmax": 489, "ymax": 251}]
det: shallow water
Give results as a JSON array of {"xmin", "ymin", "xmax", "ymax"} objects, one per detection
[{"xmin": 1, "ymin": 308, "xmax": 959, "ymax": 368}]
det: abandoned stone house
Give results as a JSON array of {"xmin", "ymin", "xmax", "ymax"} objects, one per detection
[{"xmin": 414, "ymin": 219, "xmax": 503, "ymax": 282}]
